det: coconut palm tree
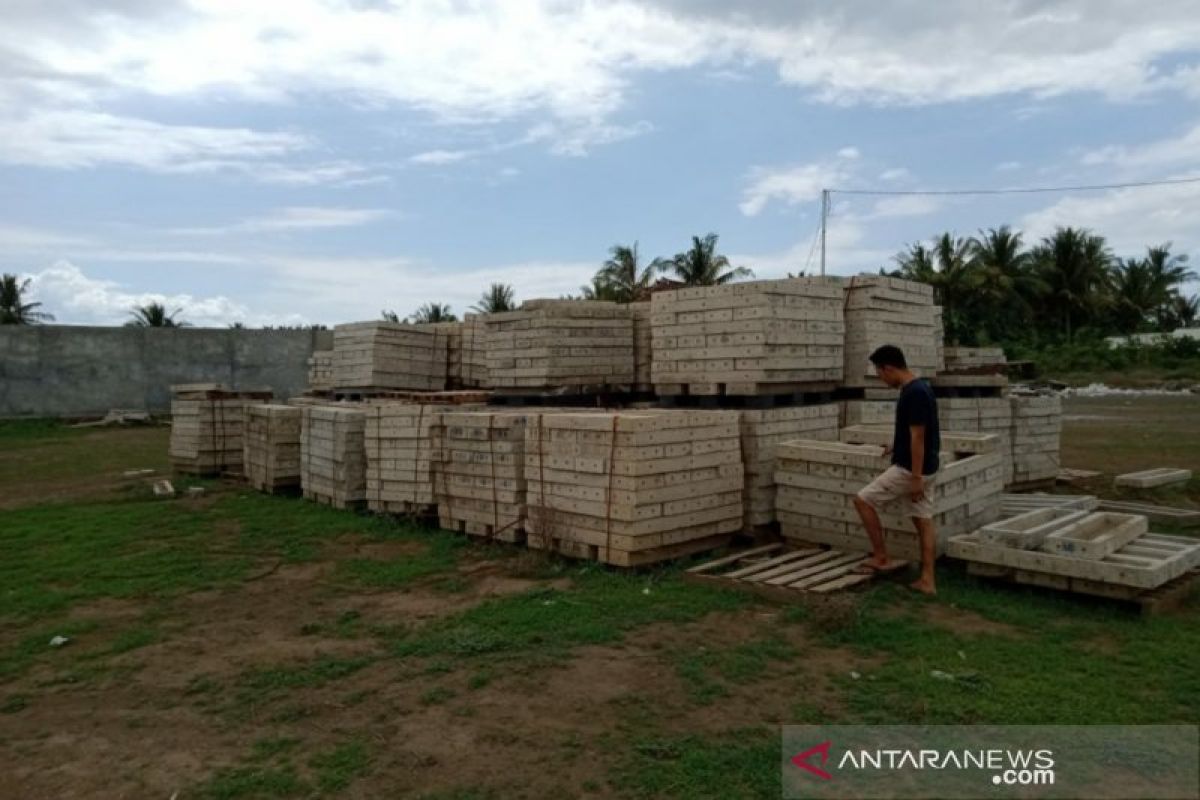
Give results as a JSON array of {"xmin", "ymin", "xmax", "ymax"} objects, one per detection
[
  {"xmin": 891, "ymin": 242, "xmax": 937, "ymax": 283},
  {"xmin": 408, "ymin": 302, "xmax": 457, "ymax": 323},
  {"xmin": 927, "ymin": 233, "xmax": 980, "ymax": 344},
  {"xmin": 381, "ymin": 309, "xmax": 401, "ymax": 322},
  {"xmin": 656, "ymin": 233, "xmax": 753, "ymax": 286},
  {"xmin": 127, "ymin": 302, "xmax": 187, "ymax": 328},
  {"xmin": 1143, "ymin": 244, "xmax": 1196, "ymax": 329},
  {"xmin": 578, "ymin": 276, "xmax": 621, "ymax": 302},
  {"xmin": 1162, "ymin": 294, "xmax": 1199, "ymax": 330},
  {"xmin": 971, "ymin": 226, "xmax": 1046, "ymax": 340},
  {"xmin": 471, "ymin": 283, "xmax": 516, "ymax": 313},
  {"xmin": 0, "ymin": 274, "xmax": 55, "ymax": 324},
  {"xmin": 1031, "ymin": 227, "xmax": 1113, "ymax": 341},
  {"xmin": 594, "ymin": 242, "xmax": 657, "ymax": 302}
]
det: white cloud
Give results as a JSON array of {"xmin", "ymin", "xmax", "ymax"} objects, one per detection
[
  {"xmin": 0, "ymin": 223, "xmax": 93, "ymax": 250},
  {"xmin": 171, "ymin": 207, "xmax": 391, "ymax": 236},
  {"xmin": 409, "ymin": 149, "xmax": 471, "ymax": 165},
  {"xmin": 868, "ymin": 195, "xmax": 944, "ymax": 218},
  {"xmin": 24, "ymin": 260, "xmax": 303, "ymax": 327},
  {"xmin": 739, "ymin": 149, "xmax": 858, "ymax": 216},
  {"xmin": 878, "ymin": 167, "xmax": 910, "ymax": 182},
  {"xmin": 837, "ymin": 146, "xmax": 860, "ymax": 159},
  {"xmin": 1079, "ymin": 121, "xmax": 1200, "ymax": 171}
]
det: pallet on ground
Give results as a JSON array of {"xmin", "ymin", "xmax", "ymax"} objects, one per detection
[
  {"xmin": 436, "ymin": 409, "xmax": 533, "ymax": 543},
  {"xmin": 1114, "ymin": 467, "xmax": 1192, "ymax": 489},
  {"xmin": 331, "ymin": 321, "xmax": 450, "ymax": 392},
  {"xmin": 948, "ymin": 530, "xmax": 1200, "ymax": 590},
  {"xmin": 243, "ymin": 404, "xmax": 302, "ymax": 493},
  {"xmin": 841, "ymin": 276, "xmax": 943, "ymax": 389},
  {"xmin": 685, "ymin": 543, "xmax": 907, "ymax": 598},
  {"xmin": 524, "ymin": 409, "xmax": 744, "ymax": 566},
  {"xmin": 650, "ymin": 278, "xmax": 846, "ymax": 392},
  {"xmin": 775, "ymin": 437, "xmax": 1003, "ymax": 560},
  {"xmin": 301, "ymin": 405, "xmax": 367, "ymax": 509},
  {"xmin": 170, "ymin": 388, "xmax": 270, "ymax": 476},
  {"xmin": 966, "ymin": 563, "xmax": 1200, "ymax": 616},
  {"xmin": 486, "ymin": 301, "xmax": 634, "ymax": 390}
]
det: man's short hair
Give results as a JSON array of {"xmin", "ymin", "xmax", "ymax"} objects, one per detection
[{"xmin": 869, "ymin": 344, "xmax": 907, "ymax": 370}]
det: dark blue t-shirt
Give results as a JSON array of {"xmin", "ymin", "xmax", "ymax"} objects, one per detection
[{"xmin": 892, "ymin": 379, "xmax": 940, "ymax": 475}]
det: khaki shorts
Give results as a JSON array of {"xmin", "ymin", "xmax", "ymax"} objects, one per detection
[{"xmin": 857, "ymin": 465, "xmax": 936, "ymax": 519}]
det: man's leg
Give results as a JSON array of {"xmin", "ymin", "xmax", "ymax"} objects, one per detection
[
  {"xmin": 910, "ymin": 517, "xmax": 937, "ymax": 595},
  {"xmin": 853, "ymin": 494, "xmax": 890, "ymax": 567}
]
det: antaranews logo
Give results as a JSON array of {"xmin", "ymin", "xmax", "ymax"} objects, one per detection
[
  {"xmin": 791, "ymin": 741, "xmax": 833, "ymax": 781},
  {"xmin": 790, "ymin": 741, "xmax": 1056, "ymax": 787}
]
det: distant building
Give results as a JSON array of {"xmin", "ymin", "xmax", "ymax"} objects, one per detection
[{"xmin": 1105, "ymin": 328, "xmax": 1200, "ymax": 348}]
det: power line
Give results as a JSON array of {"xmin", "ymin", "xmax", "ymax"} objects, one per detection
[{"xmin": 829, "ymin": 175, "xmax": 1200, "ymax": 197}]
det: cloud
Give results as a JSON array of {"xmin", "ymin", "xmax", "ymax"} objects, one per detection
[
  {"xmin": 409, "ymin": 149, "xmax": 471, "ymax": 165},
  {"xmin": 878, "ymin": 167, "xmax": 910, "ymax": 182},
  {"xmin": 0, "ymin": 223, "xmax": 94, "ymax": 250},
  {"xmin": 837, "ymin": 146, "xmax": 860, "ymax": 159},
  {"xmin": 868, "ymin": 195, "xmax": 944, "ymax": 218},
  {"xmin": 24, "ymin": 260, "xmax": 304, "ymax": 327},
  {"xmin": 739, "ymin": 149, "xmax": 858, "ymax": 216},
  {"xmin": 1079, "ymin": 121, "xmax": 1200, "ymax": 171},
  {"xmin": 171, "ymin": 207, "xmax": 391, "ymax": 236}
]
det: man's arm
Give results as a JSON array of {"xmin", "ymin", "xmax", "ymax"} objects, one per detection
[{"xmin": 909, "ymin": 424, "xmax": 926, "ymax": 500}]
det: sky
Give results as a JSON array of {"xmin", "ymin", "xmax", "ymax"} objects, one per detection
[{"xmin": 2, "ymin": 0, "xmax": 1200, "ymax": 327}]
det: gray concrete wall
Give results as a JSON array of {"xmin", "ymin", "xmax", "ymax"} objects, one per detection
[{"xmin": 0, "ymin": 326, "xmax": 334, "ymax": 418}]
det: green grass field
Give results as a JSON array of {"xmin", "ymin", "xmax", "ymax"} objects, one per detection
[{"xmin": 1, "ymin": 398, "xmax": 1197, "ymax": 798}]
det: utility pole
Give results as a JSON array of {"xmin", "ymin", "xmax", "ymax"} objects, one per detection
[{"xmin": 819, "ymin": 189, "xmax": 829, "ymax": 276}]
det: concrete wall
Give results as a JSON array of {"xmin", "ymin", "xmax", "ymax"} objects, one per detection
[{"xmin": 0, "ymin": 326, "xmax": 334, "ymax": 418}]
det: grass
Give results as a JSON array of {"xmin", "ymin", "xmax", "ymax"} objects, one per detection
[{"xmin": 309, "ymin": 740, "xmax": 372, "ymax": 794}]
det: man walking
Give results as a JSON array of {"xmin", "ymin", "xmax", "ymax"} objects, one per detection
[{"xmin": 852, "ymin": 345, "xmax": 941, "ymax": 595}]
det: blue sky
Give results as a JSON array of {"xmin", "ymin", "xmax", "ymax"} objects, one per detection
[{"xmin": 2, "ymin": 0, "xmax": 1199, "ymax": 326}]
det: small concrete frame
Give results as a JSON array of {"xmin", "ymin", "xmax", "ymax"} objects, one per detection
[
  {"xmin": 1114, "ymin": 468, "xmax": 1192, "ymax": 489},
  {"xmin": 978, "ymin": 507, "xmax": 1089, "ymax": 550},
  {"xmin": 1040, "ymin": 513, "xmax": 1148, "ymax": 560}
]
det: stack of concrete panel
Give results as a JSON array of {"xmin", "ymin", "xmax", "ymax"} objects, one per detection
[
  {"xmin": 840, "ymin": 399, "xmax": 894, "ymax": 428},
  {"xmin": 775, "ymin": 434, "xmax": 1004, "ymax": 560},
  {"xmin": 308, "ymin": 351, "xmax": 334, "ymax": 393},
  {"xmin": 524, "ymin": 410, "xmax": 743, "ymax": 566},
  {"xmin": 943, "ymin": 347, "xmax": 1007, "ymax": 372},
  {"xmin": 631, "ymin": 301, "xmax": 653, "ymax": 392},
  {"xmin": 363, "ymin": 402, "xmax": 441, "ymax": 514},
  {"xmin": 436, "ymin": 410, "xmax": 531, "ymax": 541},
  {"xmin": 461, "ymin": 314, "xmax": 490, "ymax": 388},
  {"xmin": 301, "ymin": 406, "xmax": 367, "ymax": 508},
  {"xmin": 740, "ymin": 405, "xmax": 840, "ymax": 529},
  {"xmin": 939, "ymin": 397, "xmax": 1014, "ymax": 484},
  {"xmin": 842, "ymin": 276, "xmax": 943, "ymax": 388},
  {"xmin": 243, "ymin": 404, "xmax": 302, "ymax": 492},
  {"xmin": 169, "ymin": 385, "xmax": 270, "ymax": 475},
  {"xmin": 486, "ymin": 300, "xmax": 634, "ymax": 390},
  {"xmin": 331, "ymin": 322, "xmax": 449, "ymax": 392},
  {"xmin": 650, "ymin": 278, "xmax": 844, "ymax": 395},
  {"xmin": 423, "ymin": 322, "xmax": 464, "ymax": 389},
  {"xmin": 1009, "ymin": 394, "xmax": 1062, "ymax": 486}
]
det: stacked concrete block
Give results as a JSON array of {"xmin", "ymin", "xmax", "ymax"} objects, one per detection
[
  {"xmin": 307, "ymin": 351, "xmax": 334, "ymax": 393},
  {"xmin": 775, "ymin": 438, "xmax": 1004, "ymax": 560},
  {"xmin": 1009, "ymin": 394, "xmax": 1062, "ymax": 486},
  {"xmin": 301, "ymin": 406, "xmax": 367, "ymax": 508},
  {"xmin": 331, "ymin": 321, "xmax": 449, "ymax": 392},
  {"xmin": 169, "ymin": 385, "xmax": 269, "ymax": 475},
  {"xmin": 650, "ymin": 278, "xmax": 844, "ymax": 394},
  {"xmin": 1114, "ymin": 468, "xmax": 1192, "ymax": 489},
  {"xmin": 363, "ymin": 402, "xmax": 442, "ymax": 514},
  {"xmin": 943, "ymin": 347, "xmax": 1007, "ymax": 372},
  {"xmin": 524, "ymin": 410, "xmax": 743, "ymax": 566},
  {"xmin": 243, "ymin": 404, "xmax": 302, "ymax": 492},
  {"xmin": 486, "ymin": 300, "xmax": 634, "ymax": 390},
  {"xmin": 461, "ymin": 314, "xmax": 490, "ymax": 388},
  {"xmin": 436, "ymin": 410, "xmax": 531, "ymax": 541},
  {"xmin": 631, "ymin": 301, "xmax": 653, "ymax": 392},
  {"xmin": 938, "ymin": 397, "xmax": 1014, "ymax": 484},
  {"xmin": 423, "ymin": 322, "xmax": 464, "ymax": 389},
  {"xmin": 840, "ymin": 399, "xmax": 894, "ymax": 428},
  {"xmin": 740, "ymin": 405, "xmax": 840, "ymax": 529},
  {"xmin": 842, "ymin": 276, "xmax": 943, "ymax": 388}
]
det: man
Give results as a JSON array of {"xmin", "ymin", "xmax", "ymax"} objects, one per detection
[{"xmin": 851, "ymin": 344, "xmax": 941, "ymax": 595}]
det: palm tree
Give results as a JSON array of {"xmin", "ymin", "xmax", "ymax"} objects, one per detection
[
  {"xmin": 1031, "ymin": 227, "xmax": 1112, "ymax": 341},
  {"xmin": 578, "ymin": 276, "xmax": 621, "ymax": 302},
  {"xmin": 656, "ymin": 233, "xmax": 753, "ymax": 286},
  {"xmin": 1143, "ymin": 244, "xmax": 1196, "ymax": 329},
  {"xmin": 127, "ymin": 302, "xmax": 187, "ymax": 328},
  {"xmin": 971, "ymin": 226, "xmax": 1045, "ymax": 340},
  {"xmin": 891, "ymin": 242, "xmax": 937, "ymax": 283},
  {"xmin": 1109, "ymin": 257, "xmax": 1158, "ymax": 333},
  {"xmin": 594, "ymin": 242, "xmax": 657, "ymax": 302},
  {"xmin": 408, "ymin": 302, "xmax": 457, "ymax": 323},
  {"xmin": 471, "ymin": 283, "xmax": 516, "ymax": 313},
  {"xmin": 0, "ymin": 274, "xmax": 55, "ymax": 324},
  {"xmin": 1162, "ymin": 294, "xmax": 1199, "ymax": 330},
  {"xmin": 381, "ymin": 309, "xmax": 401, "ymax": 322}
]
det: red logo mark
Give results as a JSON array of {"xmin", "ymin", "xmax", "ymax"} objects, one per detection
[{"xmin": 792, "ymin": 741, "xmax": 834, "ymax": 780}]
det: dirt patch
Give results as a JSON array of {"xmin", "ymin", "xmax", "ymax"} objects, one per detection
[{"xmin": 917, "ymin": 603, "xmax": 1024, "ymax": 639}]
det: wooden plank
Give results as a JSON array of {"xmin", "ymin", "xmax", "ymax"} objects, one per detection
[
  {"xmin": 728, "ymin": 549, "xmax": 825, "ymax": 581},
  {"xmin": 761, "ymin": 552, "xmax": 865, "ymax": 586},
  {"xmin": 807, "ymin": 572, "xmax": 875, "ymax": 593},
  {"xmin": 685, "ymin": 544, "xmax": 782, "ymax": 574},
  {"xmin": 789, "ymin": 558, "xmax": 870, "ymax": 589}
]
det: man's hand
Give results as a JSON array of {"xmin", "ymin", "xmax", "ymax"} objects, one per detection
[{"xmin": 910, "ymin": 474, "xmax": 926, "ymax": 502}]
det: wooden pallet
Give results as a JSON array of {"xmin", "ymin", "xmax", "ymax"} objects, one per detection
[
  {"xmin": 1097, "ymin": 499, "xmax": 1200, "ymax": 528},
  {"xmin": 931, "ymin": 383, "xmax": 1008, "ymax": 398},
  {"xmin": 655, "ymin": 382, "xmax": 836, "ymax": 400},
  {"xmin": 967, "ymin": 563, "xmax": 1200, "ymax": 616},
  {"xmin": 657, "ymin": 386, "xmax": 836, "ymax": 409},
  {"xmin": 440, "ymin": 516, "xmax": 525, "ymax": 544},
  {"xmin": 487, "ymin": 388, "xmax": 645, "ymax": 407},
  {"xmin": 684, "ymin": 543, "xmax": 907, "ymax": 599},
  {"xmin": 527, "ymin": 532, "xmax": 732, "ymax": 568}
]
